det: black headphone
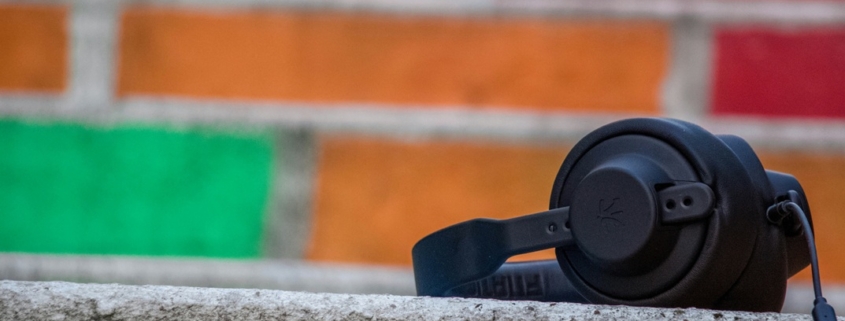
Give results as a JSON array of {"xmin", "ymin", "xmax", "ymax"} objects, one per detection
[{"xmin": 412, "ymin": 118, "xmax": 835, "ymax": 318}]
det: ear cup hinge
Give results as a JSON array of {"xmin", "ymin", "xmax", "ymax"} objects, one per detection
[{"xmin": 658, "ymin": 182, "xmax": 715, "ymax": 225}]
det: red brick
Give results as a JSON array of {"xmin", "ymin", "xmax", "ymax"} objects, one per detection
[{"xmin": 713, "ymin": 28, "xmax": 845, "ymax": 118}]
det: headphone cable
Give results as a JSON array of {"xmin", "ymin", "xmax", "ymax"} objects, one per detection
[{"xmin": 780, "ymin": 201, "xmax": 836, "ymax": 321}]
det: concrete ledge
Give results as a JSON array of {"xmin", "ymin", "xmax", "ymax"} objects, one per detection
[
  {"xmin": 1, "ymin": 280, "xmax": 837, "ymax": 321},
  {"xmin": 2, "ymin": 254, "xmax": 843, "ymax": 315}
]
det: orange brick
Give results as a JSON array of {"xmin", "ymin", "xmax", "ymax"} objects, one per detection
[
  {"xmin": 758, "ymin": 151, "xmax": 845, "ymax": 283},
  {"xmin": 307, "ymin": 136, "xmax": 569, "ymax": 266},
  {"xmin": 118, "ymin": 8, "xmax": 668, "ymax": 113},
  {"xmin": 0, "ymin": 5, "xmax": 67, "ymax": 92}
]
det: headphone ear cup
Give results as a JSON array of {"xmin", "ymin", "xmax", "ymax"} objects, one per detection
[
  {"xmin": 550, "ymin": 118, "xmax": 774, "ymax": 311},
  {"xmin": 711, "ymin": 135, "xmax": 788, "ymax": 312}
]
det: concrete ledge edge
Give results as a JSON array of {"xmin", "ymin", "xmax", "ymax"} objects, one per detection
[{"xmin": 0, "ymin": 280, "xmax": 835, "ymax": 321}]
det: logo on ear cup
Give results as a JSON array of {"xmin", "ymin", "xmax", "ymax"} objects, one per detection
[{"xmin": 597, "ymin": 197, "xmax": 625, "ymax": 233}]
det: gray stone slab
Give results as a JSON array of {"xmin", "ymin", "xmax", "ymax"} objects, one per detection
[
  {"xmin": 1, "ymin": 280, "xmax": 837, "ymax": 321},
  {"xmin": 1, "ymin": 254, "xmax": 842, "ymax": 315}
]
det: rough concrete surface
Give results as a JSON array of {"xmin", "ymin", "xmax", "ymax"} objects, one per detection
[{"xmin": 1, "ymin": 280, "xmax": 840, "ymax": 321}]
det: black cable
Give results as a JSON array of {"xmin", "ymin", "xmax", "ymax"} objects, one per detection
[
  {"xmin": 781, "ymin": 201, "xmax": 836, "ymax": 321},
  {"xmin": 784, "ymin": 202, "xmax": 822, "ymax": 298}
]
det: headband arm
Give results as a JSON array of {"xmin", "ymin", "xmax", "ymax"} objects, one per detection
[{"xmin": 412, "ymin": 207, "xmax": 575, "ymax": 297}]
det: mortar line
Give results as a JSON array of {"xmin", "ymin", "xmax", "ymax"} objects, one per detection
[
  {"xmin": 2, "ymin": 0, "xmax": 845, "ymax": 23},
  {"xmin": 3, "ymin": 97, "xmax": 845, "ymax": 153},
  {"xmin": 661, "ymin": 17, "xmax": 714, "ymax": 121},
  {"xmin": 66, "ymin": 0, "xmax": 119, "ymax": 111},
  {"xmin": 262, "ymin": 128, "xmax": 317, "ymax": 259}
]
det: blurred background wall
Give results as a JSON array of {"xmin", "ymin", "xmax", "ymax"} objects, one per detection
[{"xmin": 1, "ymin": 0, "xmax": 845, "ymax": 314}]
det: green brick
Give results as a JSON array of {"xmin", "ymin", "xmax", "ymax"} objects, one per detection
[{"xmin": 0, "ymin": 119, "xmax": 274, "ymax": 258}]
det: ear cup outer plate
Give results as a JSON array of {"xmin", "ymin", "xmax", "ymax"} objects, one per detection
[
  {"xmin": 561, "ymin": 135, "xmax": 706, "ymax": 300},
  {"xmin": 551, "ymin": 118, "xmax": 763, "ymax": 309}
]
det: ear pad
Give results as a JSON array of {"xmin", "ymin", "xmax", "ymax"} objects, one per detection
[
  {"xmin": 710, "ymin": 135, "xmax": 786, "ymax": 311},
  {"xmin": 549, "ymin": 118, "xmax": 789, "ymax": 311}
]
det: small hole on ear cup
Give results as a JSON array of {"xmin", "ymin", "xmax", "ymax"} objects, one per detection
[
  {"xmin": 548, "ymin": 223, "xmax": 558, "ymax": 233},
  {"xmin": 666, "ymin": 200, "xmax": 676, "ymax": 210},
  {"xmin": 564, "ymin": 221, "xmax": 571, "ymax": 230},
  {"xmin": 683, "ymin": 197, "xmax": 693, "ymax": 207}
]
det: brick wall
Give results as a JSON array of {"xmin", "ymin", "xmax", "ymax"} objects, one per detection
[{"xmin": 1, "ymin": 0, "xmax": 845, "ymax": 289}]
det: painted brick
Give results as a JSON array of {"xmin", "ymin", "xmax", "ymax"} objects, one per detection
[
  {"xmin": 758, "ymin": 151, "xmax": 845, "ymax": 282},
  {"xmin": 307, "ymin": 136, "xmax": 568, "ymax": 266},
  {"xmin": 713, "ymin": 28, "xmax": 845, "ymax": 118},
  {"xmin": 0, "ymin": 5, "xmax": 67, "ymax": 92},
  {"xmin": 118, "ymin": 8, "xmax": 668, "ymax": 114},
  {"xmin": 0, "ymin": 119, "xmax": 274, "ymax": 258}
]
